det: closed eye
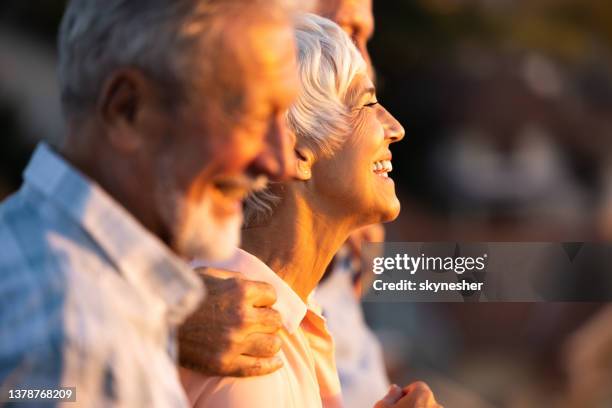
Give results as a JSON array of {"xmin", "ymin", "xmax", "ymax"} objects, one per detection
[{"xmin": 364, "ymin": 102, "xmax": 379, "ymax": 108}]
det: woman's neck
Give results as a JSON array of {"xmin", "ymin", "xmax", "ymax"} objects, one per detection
[{"xmin": 241, "ymin": 190, "xmax": 356, "ymax": 302}]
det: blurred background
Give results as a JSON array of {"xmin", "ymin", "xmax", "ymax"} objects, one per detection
[
  {"xmin": 1, "ymin": 0, "xmax": 612, "ymax": 406},
  {"xmin": 368, "ymin": 1, "xmax": 612, "ymax": 407}
]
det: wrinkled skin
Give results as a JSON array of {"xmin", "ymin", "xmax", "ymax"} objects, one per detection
[{"xmin": 179, "ymin": 269, "xmax": 283, "ymax": 376}]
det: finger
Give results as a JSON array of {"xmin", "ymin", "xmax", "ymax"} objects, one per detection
[
  {"xmin": 383, "ymin": 384, "xmax": 404, "ymax": 404},
  {"xmin": 403, "ymin": 381, "xmax": 437, "ymax": 406},
  {"xmin": 373, "ymin": 400, "xmax": 389, "ymax": 408},
  {"xmin": 248, "ymin": 307, "xmax": 283, "ymax": 334},
  {"xmin": 240, "ymin": 332, "xmax": 282, "ymax": 358},
  {"xmin": 374, "ymin": 384, "xmax": 403, "ymax": 408},
  {"xmin": 197, "ymin": 267, "xmax": 243, "ymax": 280},
  {"xmin": 402, "ymin": 381, "xmax": 432, "ymax": 395},
  {"xmin": 244, "ymin": 280, "xmax": 277, "ymax": 307},
  {"xmin": 404, "ymin": 392, "xmax": 437, "ymax": 407},
  {"xmin": 373, "ymin": 384, "xmax": 404, "ymax": 408},
  {"xmin": 230, "ymin": 355, "xmax": 283, "ymax": 377}
]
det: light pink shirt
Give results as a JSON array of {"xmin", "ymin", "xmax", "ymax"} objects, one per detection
[{"xmin": 181, "ymin": 248, "xmax": 343, "ymax": 408}]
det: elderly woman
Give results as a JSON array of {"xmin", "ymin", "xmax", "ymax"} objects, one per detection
[{"xmin": 180, "ymin": 13, "xmax": 441, "ymax": 408}]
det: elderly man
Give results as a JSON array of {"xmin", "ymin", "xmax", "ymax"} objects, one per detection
[
  {"xmin": 313, "ymin": 0, "xmax": 375, "ymax": 78},
  {"xmin": 0, "ymin": 0, "xmax": 297, "ymax": 406}
]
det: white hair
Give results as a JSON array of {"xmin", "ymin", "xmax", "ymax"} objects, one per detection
[
  {"xmin": 57, "ymin": 0, "xmax": 290, "ymax": 116},
  {"xmin": 244, "ymin": 13, "xmax": 368, "ymax": 226}
]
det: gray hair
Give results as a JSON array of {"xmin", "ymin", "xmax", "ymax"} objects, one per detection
[
  {"xmin": 58, "ymin": 0, "xmax": 289, "ymax": 117},
  {"xmin": 244, "ymin": 13, "xmax": 368, "ymax": 226}
]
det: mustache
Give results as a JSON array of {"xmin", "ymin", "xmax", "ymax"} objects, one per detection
[{"xmin": 212, "ymin": 174, "xmax": 269, "ymax": 195}]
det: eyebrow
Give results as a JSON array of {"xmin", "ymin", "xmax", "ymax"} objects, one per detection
[
  {"xmin": 348, "ymin": 85, "xmax": 376, "ymax": 109},
  {"xmin": 359, "ymin": 87, "xmax": 376, "ymax": 101}
]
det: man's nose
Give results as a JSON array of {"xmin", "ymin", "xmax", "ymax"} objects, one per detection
[
  {"xmin": 251, "ymin": 116, "xmax": 296, "ymax": 182},
  {"xmin": 359, "ymin": 46, "xmax": 375, "ymax": 81}
]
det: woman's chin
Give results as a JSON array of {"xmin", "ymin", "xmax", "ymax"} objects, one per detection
[
  {"xmin": 376, "ymin": 198, "xmax": 401, "ymax": 223},
  {"xmin": 384, "ymin": 206, "xmax": 401, "ymax": 223}
]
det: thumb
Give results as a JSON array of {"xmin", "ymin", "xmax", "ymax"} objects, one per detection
[
  {"xmin": 196, "ymin": 267, "xmax": 244, "ymax": 280},
  {"xmin": 374, "ymin": 384, "xmax": 404, "ymax": 408}
]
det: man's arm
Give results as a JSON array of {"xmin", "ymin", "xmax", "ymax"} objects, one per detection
[
  {"xmin": 178, "ymin": 268, "xmax": 283, "ymax": 377},
  {"xmin": 0, "ymin": 261, "xmax": 73, "ymax": 407}
]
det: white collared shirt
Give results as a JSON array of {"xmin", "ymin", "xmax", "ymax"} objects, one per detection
[
  {"xmin": 0, "ymin": 143, "xmax": 204, "ymax": 407},
  {"xmin": 183, "ymin": 249, "xmax": 343, "ymax": 408}
]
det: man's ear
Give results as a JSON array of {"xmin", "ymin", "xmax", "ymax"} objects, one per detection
[
  {"xmin": 97, "ymin": 68, "xmax": 154, "ymax": 152},
  {"xmin": 295, "ymin": 145, "xmax": 314, "ymax": 181}
]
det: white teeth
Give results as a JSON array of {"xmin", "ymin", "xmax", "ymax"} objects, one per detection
[{"xmin": 372, "ymin": 160, "xmax": 392, "ymax": 174}]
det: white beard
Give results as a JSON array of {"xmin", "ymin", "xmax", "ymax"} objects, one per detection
[
  {"xmin": 156, "ymin": 157, "xmax": 241, "ymax": 262},
  {"xmin": 176, "ymin": 193, "xmax": 242, "ymax": 261}
]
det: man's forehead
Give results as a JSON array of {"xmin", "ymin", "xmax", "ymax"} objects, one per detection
[
  {"xmin": 314, "ymin": 0, "xmax": 374, "ymax": 40},
  {"xmin": 215, "ymin": 17, "xmax": 297, "ymax": 109},
  {"xmin": 238, "ymin": 20, "xmax": 296, "ymax": 83},
  {"xmin": 315, "ymin": 0, "xmax": 372, "ymax": 18},
  {"xmin": 188, "ymin": 12, "xmax": 295, "ymax": 113},
  {"xmin": 339, "ymin": 0, "xmax": 372, "ymax": 10},
  {"xmin": 212, "ymin": 13, "xmax": 293, "ymax": 74}
]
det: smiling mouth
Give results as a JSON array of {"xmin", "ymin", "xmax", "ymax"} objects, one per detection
[
  {"xmin": 212, "ymin": 175, "xmax": 269, "ymax": 201},
  {"xmin": 372, "ymin": 159, "xmax": 393, "ymax": 178}
]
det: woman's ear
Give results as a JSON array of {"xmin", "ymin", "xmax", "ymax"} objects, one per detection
[{"xmin": 295, "ymin": 146, "xmax": 314, "ymax": 181}]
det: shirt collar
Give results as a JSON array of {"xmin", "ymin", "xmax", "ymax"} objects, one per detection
[
  {"xmin": 192, "ymin": 248, "xmax": 307, "ymax": 334},
  {"xmin": 23, "ymin": 143, "xmax": 204, "ymax": 326}
]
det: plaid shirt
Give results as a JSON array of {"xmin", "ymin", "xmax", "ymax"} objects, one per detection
[{"xmin": 0, "ymin": 143, "xmax": 204, "ymax": 407}]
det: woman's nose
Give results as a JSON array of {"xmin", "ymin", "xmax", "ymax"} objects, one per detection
[{"xmin": 382, "ymin": 109, "xmax": 405, "ymax": 143}]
